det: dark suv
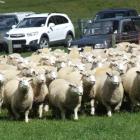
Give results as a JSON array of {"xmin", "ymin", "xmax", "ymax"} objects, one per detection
[
  {"xmin": 71, "ymin": 16, "xmax": 140, "ymax": 48},
  {"xmin": 94, "ymin": 8, "xmax": 138, "ymax": 20}
]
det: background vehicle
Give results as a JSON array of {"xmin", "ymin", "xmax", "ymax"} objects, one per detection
[
  {"xmin": 78, "ymin": 8, "xmax": 138, "ymax": 36},
  {"xmin": 0, "ymin": 12, "xmax": 34, "ymax": 50},
  {"xmin": 71, "ymin": 16, "xmax": 140, "ymax": 48},
  {"xmin": 4, "ymin": 13, "xmax": 75, "ymax": 51}
]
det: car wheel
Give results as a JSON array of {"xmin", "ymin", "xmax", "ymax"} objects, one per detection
[
  {"xmin": 39, "ymin": 37, "xmax": 49, "ymax": 49},
  {"xmin": 64, "ymin": 34, "xmax": 73, "ymax": 47}
]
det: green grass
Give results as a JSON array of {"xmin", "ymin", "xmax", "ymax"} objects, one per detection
[{"xmin": 0, "ymin": 111, "xmax": 140, "ymax": 140}]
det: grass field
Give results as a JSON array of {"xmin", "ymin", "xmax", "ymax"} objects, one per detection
[
  {"xmin": 0, "ymin": 0, "xmax": 140, "ymax": 139},
  {"xmin": 0, "ymin": 110, "xmax": 140, "ymax": 140}
]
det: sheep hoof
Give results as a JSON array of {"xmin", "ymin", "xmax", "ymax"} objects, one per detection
[
  {"xmin": 25, "ymin": 119, "xmax": 29, "ymax": 123},
  {"xmin": 44, "ymin": 105, "xmax": 49, "ymax": 112},
  {"xmin": 90, "ymin": 111, "xmax": 95, "ymax": 116},
  {"xmin": 107, "ymin": 111, "xmax": 112, "ymax": 117},
  {"xmin": 74, "ymin": 116, "xmax": 78, "ymax": 121}
]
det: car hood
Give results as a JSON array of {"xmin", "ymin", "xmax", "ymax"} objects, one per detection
[
  {"xmin": 7, "ymin": 27, "xmax": 43, "ymax": 34},
  {"xmin": 71, "ymin": 34, "xmax": 112, "ymax": 46}
]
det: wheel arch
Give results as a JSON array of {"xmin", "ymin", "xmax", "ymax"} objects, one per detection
[
  {"xmin": 66, "ymin": 31, "xmax": 74, "ymax": 39},
  {"xmin": 39, "ymin": 33, "xmax": 49, "ymax": 42}
]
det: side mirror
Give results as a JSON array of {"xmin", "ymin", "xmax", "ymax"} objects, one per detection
[
  {"xmin": 12, "ymin": 25, "xmax": 16, "ymax": 29},
  {"xmin": 48, "ymin": 23, "xmax": 55, "ymax": 28}
]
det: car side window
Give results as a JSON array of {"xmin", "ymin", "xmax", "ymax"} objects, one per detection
[
  {"xmin": 53, "ymin": 16, "xmax": 68, "ymax": 25},
  {"xmin": 133, "ymin": 19, "xmax": 140, "ymax": 32},
  {"xmin": 47, "ymin": 16, "xmax": 56, "ymax": 26},
  {"xmin": 122, "ymin": 21, "xmax": 136, "ymax": 32}
]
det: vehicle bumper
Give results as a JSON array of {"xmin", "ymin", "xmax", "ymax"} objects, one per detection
[{"xmin": 4, "ymin": 38, "xmax": 40, "ymax": 50}]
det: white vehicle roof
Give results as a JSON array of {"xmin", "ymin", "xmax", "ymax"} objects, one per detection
[{"xmin": 25, "ymin": 13, "xmax": 68, "ymax": 18}]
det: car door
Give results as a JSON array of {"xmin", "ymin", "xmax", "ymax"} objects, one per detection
[
  {"xmin": 46, "ymin": 16, "xmax": 60, "ymax": 42},
  {"xmin": 55, "ymin": 15, "xmax": 69, "ymax": 40}
]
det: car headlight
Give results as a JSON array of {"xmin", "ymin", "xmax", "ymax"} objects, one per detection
[
  {"xmin": 27, "ymin": 32, "xmax": 38, "ymax": 37},
  {"xmin": 94, "ymin": 43, "xmax": 104, "ymax": 49},
  {"xmin": 95, "ymin": 41, "xmax": 108, "ymax": 49},
  {"xmin": 4, "ymin": 33, "xmax": 9, "ymax": 38}
]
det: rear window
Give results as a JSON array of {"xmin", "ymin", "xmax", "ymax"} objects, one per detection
[{"xmin": 95, "ymin": 9, "xmax": 138, "ymax": 20}]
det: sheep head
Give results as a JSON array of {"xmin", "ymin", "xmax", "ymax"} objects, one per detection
[
  {"xmin": 69, "ymin": 83, "xmax": 83, "ymax": 96},
  {"xmin": 18, "ymin": 78, "xmax": 32, "ymax": 93},
  {"xmin": 34, "ymin": 73, "xmax": 46, "ymax": 84},
  {"xmin": 81, "ymin": 72, "xmax": 96, "ymax": 85},
  {"xmin": 45, "ymin": 70, "xmax": 57, "ymax": 81},
  {"xmin": 106, "ymin": 72, "xmax": 121, "ymax": 86}
]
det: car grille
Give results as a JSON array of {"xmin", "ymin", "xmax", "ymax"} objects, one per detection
[
  {"xmin": 12, "ymin": 40, "xmax": 26, "ymax": 45},
  {"xmin": 10, "ymin": 34, "xmax": 25, "ymax": 38}
]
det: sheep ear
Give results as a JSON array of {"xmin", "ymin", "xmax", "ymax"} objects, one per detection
[
  {"xmin": 136, "ymin": 71, "xmax": 140, "ymax": 74},
  {"xmin": 32, "ymin": 71, "xmax": 36, "ymax": 76},
  {"xmin": 78, "ymin": 48, "xmax": 82, "ymax": 51},
  {"xmin": 28, "ymin": 78, "xmax": 33, "ymax": 83},
  {"xmin": 16, "ymin": 77, "xmax": 21, "ymax": 81},
  {"xmin": 69, "ymin": 83, "xmax": 75, "ymax": 87},
  {"xmin": 45, "ymin": 69, "xmax": 49, "ymax": 74},
  {"xmin": 106, "ymin": 72, "xmax": 112, "ymax": 77},
  {"xmin": 68, "ymin": 48, "xmax": 72, "ymax": 51},
  {"xmin": 49, "ymin": 48, "xmax": 52, "ymax": 51},
  {"xmin": 104, "ymin": 49, "xmax": 107, "ymax": 53}
]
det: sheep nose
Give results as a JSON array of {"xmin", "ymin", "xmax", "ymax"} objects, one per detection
[{"xmin": 91, "ymin": 81, "xmax": 95, "ymax": 85}]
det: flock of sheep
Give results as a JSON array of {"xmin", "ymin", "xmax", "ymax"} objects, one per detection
[{"xmin": 0, "ymin": 42, "xmax": 139, "ymax": 122}]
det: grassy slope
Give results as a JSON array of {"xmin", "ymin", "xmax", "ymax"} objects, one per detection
[
  {"xmin": 0, "ymin": 0, "xmax": 140, "ymax": 22},
  {"xmin": 0, "ymin": 0, "xmax": 140, "ymax": 139}
]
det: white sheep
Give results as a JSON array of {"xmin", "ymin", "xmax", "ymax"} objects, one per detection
[
  {"xmin": 4, "ymin": 78, "xmax": 33, "ymax": 122},
  {"xmin": 123, "ymin": 67, "xmax": 140, "ymax": 109},
  {"xmin": 80, "ymin": 72, "xmax": 96, "ymax": 114},
  {"xmin": 90, "ymin": 70, "xmax": 124, "ymax": 117},
  {"xmin": 31, "ymin": 73, "xmax": 49, "ymax": 118},
  {"xmin": 49, "ymin": 79, "xmax": 83, "ymax": 120}
]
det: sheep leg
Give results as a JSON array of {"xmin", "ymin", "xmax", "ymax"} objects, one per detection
[
  {"xmin": 0, "ymin": 99, "xmax": 3, "ymax": 113},
  {"xmin": 114, "ymin": 101, "xmax": 122, "ymax": 112},
  {"xmin": 90, "ymin": 99, "xmax": 95, "ymax": 115},
  {"xmin": 60, "ymin": 107, "xmax": 66, "ymax": 120},
  {"xmin": 44, "ymin": 104, "xmax": 49, "ymax": 112},
  {"xmin": 74, "ymin": 104, "xmax": 81, "ymax": 120},
  {"xmin": 12, "ymin": 108, "xmax": 20, "ymax": 120},
  {"xmin": 103, "ymin": 103, "xmax": 112, "ymax": 117},
  {"xmin": 25, "ymin": 110, "xmax": 29, "ymax": 123},
  {"xmin": 130, "ymin": 97, "xmax": 139, "ymax": 111},
  {"xmin": 38, "ymin": 104, "xmax": 43, "ymax": 118},
  {"xmin": 106, "ymin": 106, "xmax": 112, "ymax": 117}
]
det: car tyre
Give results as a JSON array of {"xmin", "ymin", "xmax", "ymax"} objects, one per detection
[
  {"xmin": 39, "ymin": 37, "xmax": 49, "ymax": 49},
  {"xmin": 64, "ymin": 34, "xmax": 73, "ymax": 48}
]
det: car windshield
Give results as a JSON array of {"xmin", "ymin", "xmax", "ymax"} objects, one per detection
[
  {"xmin": 0, "ymin": 15, "xmax": 18, "ymax": 30},
  {"xmin": 84, "ymin": 20, "xmax": 119, "ymax": 35},
  {"xmin": 17, "ymin": 17, "xmax": 47, "ymax": 28}
]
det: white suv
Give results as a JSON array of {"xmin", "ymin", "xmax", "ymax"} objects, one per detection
[{"xmin": 5, "ymin": 13, "xmax": 75, "ymax": 50}]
